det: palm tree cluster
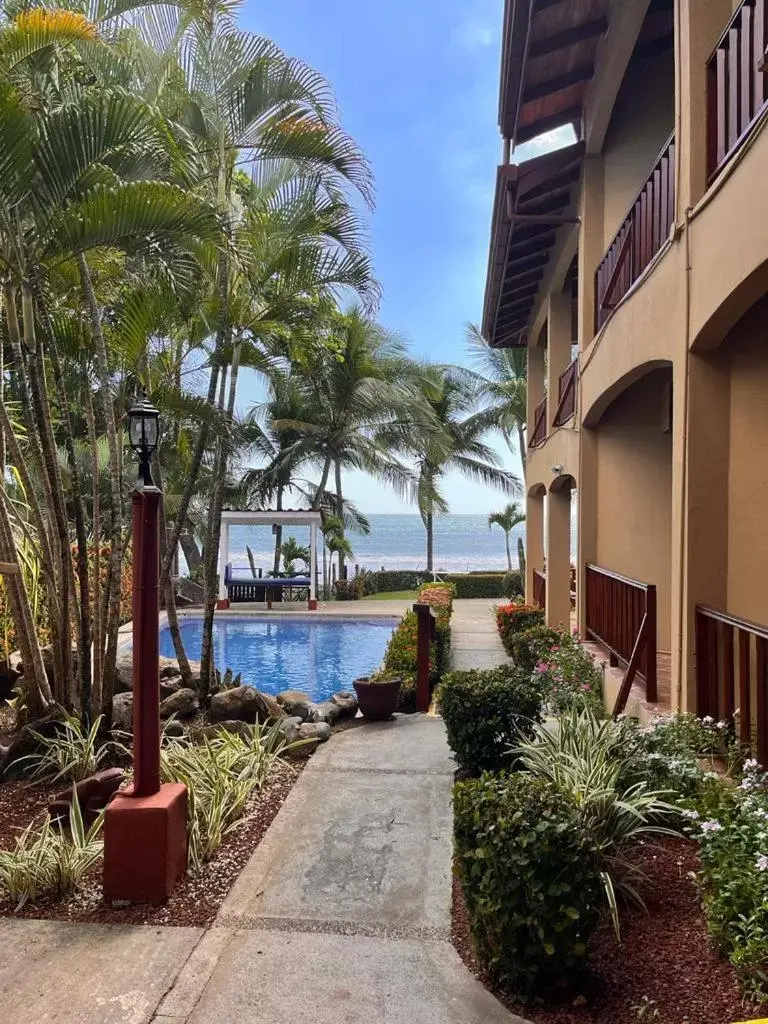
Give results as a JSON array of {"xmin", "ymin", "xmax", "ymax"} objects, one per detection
[{"xmin": 0, "ymin": 0, "xmax": 527, "ymax": 724}]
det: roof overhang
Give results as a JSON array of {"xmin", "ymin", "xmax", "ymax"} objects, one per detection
[
  {"xmin": 221, "ymin": 509, "xmax": 322, "ymax": 527},
  {"xmin": 499, "ymin": 0, "xmax": 609, "ymax": 147},
  {"xmin": 481, "ymin": 140, "xmax": 584, "ymax": 348}
]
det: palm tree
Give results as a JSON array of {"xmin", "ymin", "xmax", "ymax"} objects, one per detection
[
  {"xmin": 406, "ymin": 366, "xmax": 522, "ymax": 574},
  {"xmin": 488, "ymin": 501, "xmax": 525, "ymax": 571},
  {"xmin": 465, "ymin": 323, "xmax": 527, "ymax": 479},
  {"xmin": 279, "ymin": 537, "xmax": 309, "ymax": 576}
]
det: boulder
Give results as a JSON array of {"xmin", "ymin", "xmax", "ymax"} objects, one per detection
[
  {"xmin": 114, "ymin": 648, "xmax": 133, "ymax": 693},
  {"xmin": 279, "ymin": 715, "xmax": 304, "ymax": 744},
  {"xmin": 0, "ymin": 709, "xmax": 66, "ymax": 777},
  {"xmin": 198, "ymin": 720, "xmax": 251, "ymax": 742},
  {"xmin": 159, "ymin": 687, "xmax": 199, "ymax": 720},
  {"xmin": 276, "ymin": 690, "xmax": 313, "ymax": 721},
  {"xmin": 298, "ymin": 721, "xmax": 331, "ymax": 743},
  {"xmin": 111, "ymin": 692, "xmax": 133, "ymax": 732},
  {"xmin": 209, "ymin": 685, "xmax": 285, "ymax": 724},
  {"xmin": 286, "ymin": 736, "xmax": 320, "ymax": 759},
  {"xmin": 159, "ymin": 674, "xmax": 183, "ymax": 699},
  {"xmin": 163, "ymin": 720, "xmax": 185, "ymax": 739},
  {"xmin": 331, "ymin": 690, "xmax": 359, "ymax": 717},
  {"xmin": 159, "ymin": 658, "xmax": 181, "ymax": 679},
  {"xmin": 308, "ymin": 701, "xmax": 340, "ymax": 725}
]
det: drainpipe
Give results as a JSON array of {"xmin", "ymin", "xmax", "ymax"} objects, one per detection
[
  {"xmin": 676, "ymin": 208, "xmax": 692, "ymax": 713},
  {"xmin": 503, "ymin": 137, "xmax": 511, "ymax": 165}
]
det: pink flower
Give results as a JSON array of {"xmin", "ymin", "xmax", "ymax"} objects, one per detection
[{"xmin": 580, "ymin": 683, "xmax": 591, "ymax": 691}]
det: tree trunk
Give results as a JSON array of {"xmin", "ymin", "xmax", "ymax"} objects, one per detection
[
  {"xmin": 78, "ymin": 254, "xmax": 122, "ymax": 723},
  {"xmin": 517, "ymin": 536, "xmax": 526, "ymax": 581},
  {"xmin": 312, "ymin": 456, "xmax": 332, "ymax": 510},
  {"xmin": 504, "ymin": 531, "xmax": 512, "ymax": 571},
  {"xmin": 155, "ymin": 458, "xmax": 195, "ymax": 687},
  {"xmin": 322, "ymin": 540, "xmax": 328, "ymax": 598},
  {"xmin": 426, "ymin": 506, "xmax": 434, "ymax": 575},
  {"xmin": 272, "ymin": 484, "xmax": 283, "ymax": 575},
  {"xmin": 179, "ymin": 528, "xmax": 202, "ymax": 575},
  {"xmin": 84, "ymin": 387, "xmax": 103, "ymax": 715},
  {"xmin": 517, "ymin": 423, "xmax": 527, "ymax": 481},
  {"xmin": 334, "ymin": 459, "xmax": 345, "ymax": 579}
]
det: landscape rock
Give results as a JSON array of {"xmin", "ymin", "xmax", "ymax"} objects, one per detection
[
  {"xmin": 308, "ymin": 701, "xmax": 340, "ymax": 725},
  {"xmin": 111, "ymin": 692, "xmax": 133, "ymax": 732},
  {"xmin": 159, "ymin": 687, "xmax": 199, "ymax": 720},
  {"xmin": 0, "ymin": 710, "xmax": 66, "ymax": 777},
  {"xmin": 114, "ymin": 649, "xmax": 133, "ymax": 693},
  {"xmin": 298, "ymin": 721, "xmax": 331, "ymax": 743},
  {"xmin": 198, "ymin": 720, "xmax": 251, "ymax": 742},
  {"xmin": 209, "ymin": 685, "xmax": 286, "ymax": 724},
  {"xmin": 331, "ymin": 690, "xmax": 359, "ymax": 717},
  {"xmin": 114, "ymin": 648, "xmax": 203, "ymax": 694},
  {"xmin": 159, "ymin": 659, "xmax": 181, "ymax": 679},
  {"xmin": 286, "ymin": 736, "xmax": 320, "ymax": 759},
  {"xmin": 163, "ymin": 720, "xmax": 185, "ymax": 739},
  {"xmin": 279, "ymin": 715, "xmax": 304, "ymax": 744},
  {"xmin": 276, "ymin": 690, "xmax": 313, "ymax": 720},
  {"xmin": 159, "ymin": 674, "xmax": 183, "ymax": 699}
]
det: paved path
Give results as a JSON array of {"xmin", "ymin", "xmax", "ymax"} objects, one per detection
[
  {"xmin": 153, "ymin": 716, "xmax": 528, "ymax": 1024},
  {"xmin": 450, "ymin": 598, "xmax": 512, "ymax": 671}
]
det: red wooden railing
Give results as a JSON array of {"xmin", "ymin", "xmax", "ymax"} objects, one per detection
[
  {"xmin": 413, "ymin": 602, "xmax": 436, "ymax": 713},
  {"xmin": 707, "ymin": 0, "xmax": 768, "ymax": 181},
  {"xmin": 529, "ymin": 397, "xmax": 547, "ymax": 449},
  {"xmin": 696, "ymin": 605, "xmax": 768, "ymax": 764},
  {"xmin": 533, "ymin": 569, "xmax": 546, "ymax": 610},
  {"xmin": 594, "ymin": 134, "xmax": 676, "ymax": 331},
  {"xmin": 585, "ymin": 563, "xmax": 658, "ymax": 713},
  {"xmin": 553, "ymin": 359, "xmax": 578, "ymax": 427}
]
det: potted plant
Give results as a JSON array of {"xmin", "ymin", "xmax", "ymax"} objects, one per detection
[{"xmin": 353, "ymin": 675, "xmax": 402, "ymax": 721}]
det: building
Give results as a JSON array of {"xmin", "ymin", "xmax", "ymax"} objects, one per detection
[{"xmin": 481, "ymin": 0, "xmax": 768, "ymax": 754}]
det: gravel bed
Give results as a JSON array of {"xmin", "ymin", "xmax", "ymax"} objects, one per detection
[
  {"xmin": 453, "ymin": 837, "xmax": 768, "ymax": 1024},
  {"xmin": 0, "ymin": 759, "xmax": 303, "ymax": 928}
]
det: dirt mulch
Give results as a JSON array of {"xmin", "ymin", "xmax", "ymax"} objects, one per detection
[
  {"xmin": 453, "ymin": 837, "xmax": 768, "ymax": 1024},
  {"xmin": 0, "ymin": 759, "xmax": 303, "ymax": 928}
]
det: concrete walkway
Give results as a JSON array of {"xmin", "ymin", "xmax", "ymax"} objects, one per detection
[
  {"xmin": 449, "ymin": 598, "xmax": 511, "ymax": 671},
  {"xmin": 153, "ymin": 716, "xmax": 528, "ymax": 1024}
]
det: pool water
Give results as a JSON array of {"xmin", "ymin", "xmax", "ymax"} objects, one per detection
[{"xmin": 158, "ymin": 615, "xmax": 398, "ymax": 703}]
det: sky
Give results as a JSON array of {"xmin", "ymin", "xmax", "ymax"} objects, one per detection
[{"xmin": 238, "ymin": 0, "xmax": 569, "ymax": 514}]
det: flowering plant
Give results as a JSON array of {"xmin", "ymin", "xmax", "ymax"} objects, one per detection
[
  {"xmin": 530, "ymin": 631, "xmax": 603, "ymax": 714},
  {"xmin": 495, "ymin": 603, "xmax": 544, "ymax": 655}
]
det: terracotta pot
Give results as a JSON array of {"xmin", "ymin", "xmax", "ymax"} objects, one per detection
[{"xmin": 353, "ymin": 677, "xmax": 401, "ymax": 721}]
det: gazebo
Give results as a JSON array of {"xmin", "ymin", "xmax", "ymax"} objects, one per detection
[{"xmin": 217, "ymin": 509, "xmax": 322, "ymax": 610}]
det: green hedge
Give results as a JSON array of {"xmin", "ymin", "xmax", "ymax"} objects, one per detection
[
  {"xmin": 438, "ymin": 665, "xmax": 543, "ymax": 774},
  {"xmin": 495, "ymin": 603, "xmax": 545, "ymax": 656},
  {"xmin": 454, "ymin": 773, "xmax": 602, "ymax": 1000},
  {"xmin": 444, "ymin": 573, "xmax": 505, "ymax": 598},
  {"xmin": 508, "ymin": 624, "xmax": 563, "ymax": 673}
]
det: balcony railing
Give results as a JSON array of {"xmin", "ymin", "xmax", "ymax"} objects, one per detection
[
  {"xmin": 696, "ymin": 605, "xmax": 768, "ymax": 764},
  {"xmin": 594, "ymin": 133, "xmax": 676, "ymax": 331},
  {"xmin": 585, "ymin": 563, "xmax": 658, "ymax": 713},
  {"xmin": 707, "ymin": 0, "xmax": 768, "ymax": 181},
  {"xmin": 533, "ymin": 569, "xmax": 546, "ymax": 610},
  {"xmin": 553, "ymin": 359, "xmax": 578, "ymax": 427},
  {"xmin": 529, "ymin": 397, "xmax": 547, "ymax": 449}
]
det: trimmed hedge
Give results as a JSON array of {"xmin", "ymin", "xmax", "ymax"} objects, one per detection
[
  {"xmin": 438, "ymin": 664, "xmax": 543, "ymax": 774},
  {"xmin": 454, "ymin": 773, "xmax": 602, "ymax": 1000},
  {"xmin": 444, "ymin": 573, "xmax": 505, "ymax": 598},
  {"xmin": 495, "ymin": 603, "xmax": 545, "ymax": 655},
  {"xmin": 508, "ymin": 624, "xmax": 563, "ymax": 674}
]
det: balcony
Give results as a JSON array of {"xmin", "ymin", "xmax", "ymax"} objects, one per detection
[
  {"xmin": 552, "ymin": 359, "xmax": 578, "ymax": 427},
  {"xmin": 594, "ymin": 134, "xmax": 676, "ymax": 332},
  {"xmin": 707, "ymin": 0, "xmax": 768, "ymax": 182},
  {"xmin": 529, "ymin": 397, "xmax": 547, "ymax": 449}
]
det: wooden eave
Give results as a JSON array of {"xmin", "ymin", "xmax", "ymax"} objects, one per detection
[{"xmin": 482, "ymin": 140, "xmax": 584, "ymax": 348}]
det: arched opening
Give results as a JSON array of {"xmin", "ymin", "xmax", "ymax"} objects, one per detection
[
  {"xmin": 547, "ymin": 474, "xmax": 577, "ymax": 630},
  {"xmin": 525, "ymin": 483, "xmax": 546, "ymax": 608}
]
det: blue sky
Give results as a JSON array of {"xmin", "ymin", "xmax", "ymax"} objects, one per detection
[{"xmin": 239, "ymin": 0, "xmax": 521, "ymax": 514}]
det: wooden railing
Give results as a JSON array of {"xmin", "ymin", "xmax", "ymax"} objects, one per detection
[
  {"xmin": 553, "ymin": 359, "xmax": 578, "ymax": 427},
  {"xmin": 529, "ymin": 397, "xmax": 547, "ymax": 449},
  {"xmin": 533, "ymin": 569, "xmax": 546, "ymax": 610},
  {"xmin": 594, "ymin": 134, "xmax": 676, "ymax": 331},
  {"xmin": 585, "ymin": 563, "xmax": 658, "ymax": 714},
  {"xmin": 707, "ymin": 0, "xmax": 768, "ymax": 181},
  {"xmin": 696, "ymin": 605, "xmax": 768, "ymax": 764},
  {"xmin": 413, "ymin": 602, "xmax": 436, "ymax": 714}
]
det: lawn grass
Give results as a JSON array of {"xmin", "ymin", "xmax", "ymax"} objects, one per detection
[{"xmin": 362, "ymin": 590, "xmax": 419, "ymax": 601}]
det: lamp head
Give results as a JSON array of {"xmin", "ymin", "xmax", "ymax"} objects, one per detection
[{"xmin": 127, "ymin": 390, "xmax": 160, "ymax": 487}]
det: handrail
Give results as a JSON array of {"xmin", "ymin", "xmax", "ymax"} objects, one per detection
[
  {"xmin": 529, "ymin": 397, "xmax": 548, "ymax": 448},
  {"xmin": 697, "ymin": 603, "xmax": 768, "ymax": 642},
  {"xmin": 707, "ymin": 0, "xmax": 768, "ymax": 179},
  {"xmin": 553, "ymin": 359, "xmax": 578, "ymax": 426},
  {"xmin": 585, "ymin": 562, "xmax": 652, "ymax": 590}
]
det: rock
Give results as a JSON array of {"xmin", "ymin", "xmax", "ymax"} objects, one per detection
[
  {"xmin": 163, "ymin": 720, "xmax": 185, "ymax": 739},
  {"xmin": 0, "ymin": 710, "xmax": 66, "ymax": 777},
  {"xmin": 159, "ymin": 687, "xmax": 199, "ymax": 720},
  {"xmin": 159, "ymin": 658, "xmax": 181, "ymax": 679},
  {"xmin": 308, "ymin": 701, "xmax": 340, "ymax": 725},
  {"xmin": 276, "ymin": 690, "xmax": 313, "ymax": 721},
  {"xmin": 298, "ymin": 721, "xmax": 331, "ymax": 743},
  {"xmin": 209, "ymin": 685, "xmax": 285, "ymax": 724},
  {"xmin": 49, "ymin": 768, "xmax": 125, "ymax": 828},
  {"xmin": 159, "ymin": 674, "xmax": 183, "ymax": 699},
  {"xmin": 286, "ymin": 736, "xmax": 320, "ymax": 759},
  {"xmin": 114, "ymin": 648, "xmax": 133, "ymax": 693},
  {"xmin": 279, "ymin": 715, "xmax": 304, "ymax": 744},
  {"xmin": 198, "ymin": 720, "xmax": 251, "ymax": 742},
  {"xmin": 111, "ymin": 692, "xmax": 133, "ymax": 732},
  {"xmin": 0, "ymin": 658, "xmax": 21, "ymax": 701},
  {"xmin": 331, "ymin": 690, "xmax": 359, "ymax": 717}
]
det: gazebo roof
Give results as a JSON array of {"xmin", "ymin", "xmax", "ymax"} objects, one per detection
[{"xmin": 220, "ymin": 508, "xmax": 322, "ymax": 526}]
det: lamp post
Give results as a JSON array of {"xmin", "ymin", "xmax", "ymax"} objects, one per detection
[{"xmin": 103, "ymin": 392, "xmax": 188, "ymax": 904}]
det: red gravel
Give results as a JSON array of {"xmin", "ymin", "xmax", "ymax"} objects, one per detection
[
  {"xmin": 0, "ymin": 760, "xmax": 303, "ymax": 928},
  {"xmin": 453, "ymin": 837, "xmax": 768, "ymax": 1024}
]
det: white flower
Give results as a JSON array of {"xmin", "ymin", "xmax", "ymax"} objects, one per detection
[
  {"xmin": 716, "ymin": 720, "xmax": 727, "ymax": 730},
  {"xmin": 745, "ymin": 758, "xmax": 761, "ymax": 772},
  {"xmin": 702, "ymin": 716, "xmax": 714, "ymax": 725},
  {"xmin": 700, "ymin": 820, "xmax": 722, "ymax": 833},
  {"xmin": 756, "ymin": 855, "xmax": 768, "ymax": 872},
  {"xmin": 741, "ymin": 776, "xmax": 759, "ymax": 791},
  {"xmin": 681, "ymin": 809, "xmax": 700, "ymax": 820}
]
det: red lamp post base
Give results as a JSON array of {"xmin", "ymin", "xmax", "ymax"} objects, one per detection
[
  {"xmin": 216, "ymin": 598, "xmax": 230, "ymax": 610},
  {"xmin": 103, "ymin": 783, "xmax": 188, "ymax": 903},
  {"xmin": 308, "ymin": 598, "xmax": 318, "ymax": 610}
]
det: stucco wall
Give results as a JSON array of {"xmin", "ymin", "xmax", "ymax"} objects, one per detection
[
  {"xmin": 602, "ymin": 50, "xmax": 675, "ymax": 250},
  {"xmin": 726, "ymin": 298, "xmax": 768, "ymax": 624},
  {"xmin": 595, "ymin": 369, "xmax": 673, "ymax": 650}
]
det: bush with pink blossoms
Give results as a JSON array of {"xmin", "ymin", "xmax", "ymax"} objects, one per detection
[{"xmin": 530, "ymin": 630, "xmax": 603, "ymax": 715}]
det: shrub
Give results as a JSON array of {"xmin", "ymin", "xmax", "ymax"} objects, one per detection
[
  {"xmin": 444, "ymin": 573, "xmax": 506, "ymax": 598},
  {"xmin": 508, "ymin": 624, "xmax": 563, "ymax": 673},
  {"xmin": 496, "ymin": 603, "xmax": 544, "ymax": 654},
  {"xmin": 355, "ymin": 569, "xmax": 426, "ymax": 596},
  {"xmin": 454, "ymin": 772, "xmax": 602, "ymax": 1000},
  {"xmin": 531, "ymin": 632, "xmax": 604, "ymax": 714},
  {"xmin": 502, "ymin": 569, "xmax": 524, "ymax": 599},
  {"xmin": 439, "ymin": 665, "xmax": 543, "ymax": 774},
  {"xmin": 19, "ymin": 708, "xmax": 122, "ymax": 784},
  {"xmin": 0, "ymin": 799, "xmax": 103, "ymax": 909},
  {"xmin": 380, "ymin": 583, "xmax": 454, "ymax": 711}
]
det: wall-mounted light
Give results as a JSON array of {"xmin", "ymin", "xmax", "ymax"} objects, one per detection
[{"xmin": 551, "ymin": 464, "xmax": 563, "ymax": 475}]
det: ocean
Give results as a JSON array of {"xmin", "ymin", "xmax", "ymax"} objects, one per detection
[{"xmin": 227, "ymin": 513, "xmax": 525, "ymax": 574}]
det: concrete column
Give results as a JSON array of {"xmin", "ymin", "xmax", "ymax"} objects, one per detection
[
  {"xmin": 546, "ymin": 482, "xmax": 572, "ymax": 629},
  {"xmin": 525, "ymin": 488, "xmax": 545, "ymax": 604},
  {"xmin": 526, "ymin": 344, "xmax": 545, "ymax": 438},
  {"xmin": 577, "ymin": 155, "xmax": 605, "ymax": 350},
  {"xmin": 309, "ymin": 521, "xmax": 317, "ymax": 608},
  {"xmin": 217, "ymin": 520, "xmax": 229, "ymax": 602},
  {"xmin": 577, "ymin": 425, "xmax": 598, "ymax": 636},
  {"xmin": 546, "ymin": 291, "xmax": 573, "ymax": 427}
]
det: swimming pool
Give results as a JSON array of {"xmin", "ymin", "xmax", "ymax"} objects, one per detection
[{"xmin": 158, "ymin": 615, "xmax": 398, "ymax": 703}]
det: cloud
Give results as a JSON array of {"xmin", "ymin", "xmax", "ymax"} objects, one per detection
[
  {"xmin": 451, "ymin": 18, "xmax": 495, "ymax": 51},
  {"xmin": 513, "ymin": 124, "xmax": 578, "ymax": 163}
]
